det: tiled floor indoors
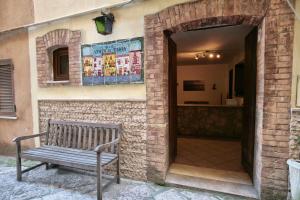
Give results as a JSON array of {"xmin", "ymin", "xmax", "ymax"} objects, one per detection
[{"xmin": 175, "ymin": 137, "xmax": 244, "ymax": 172}]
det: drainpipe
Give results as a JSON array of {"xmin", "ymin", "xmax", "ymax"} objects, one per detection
[
  {"xmin": 287, "ymin": 0, "xmax": 300, "ymax": 21},
  {"xmin": 0, "ymin": 0, "xmax": 134, "ymax": 34}
]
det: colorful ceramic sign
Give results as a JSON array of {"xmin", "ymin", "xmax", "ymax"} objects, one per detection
[{"xmin": 81, "ymin": 37, "xmax": 144, "ymax": 85}]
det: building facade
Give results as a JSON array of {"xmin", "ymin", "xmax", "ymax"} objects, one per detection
[
  {"xmin": 0, "ymin": 0, "xmax": 34, "ymax": 154},
  {"xmin": 1, "ymin": 0, "xmax": 300, "ymax": 199}
]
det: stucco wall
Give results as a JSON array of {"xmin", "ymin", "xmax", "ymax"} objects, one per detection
[
  {"xmin": 33, "ymin": 0, "xmax": 130, "ymax": 23},
  {"xmin": 0, "ymin": 30, "xmax": 34, "ymax": 154},
  {"xmin": 0, "ymin": 0, "xmax": 34, "ymax": 31},
  {"xmin": 29, "ymin": 0, "xmax": 193, "ymax": 137}
]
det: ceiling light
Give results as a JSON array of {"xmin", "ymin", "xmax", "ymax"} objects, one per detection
[{"xmin": 194, "ymin": 51, "xmax": 222, "ymax": 60}]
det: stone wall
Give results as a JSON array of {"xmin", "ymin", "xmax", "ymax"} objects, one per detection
[
  {"xmin": 290, "ymin": 109, "xmax": 300, "ymax": 160},
  {"xmin": 38, "ymin": 100, "xmax": 147, "ymax": 180},
  {"xmin": 177, "ymin": 105, "xmax": 243, "ymax": 138}
]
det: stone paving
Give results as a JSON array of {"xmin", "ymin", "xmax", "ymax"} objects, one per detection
[{"xmin": 0, "ymin": 156, "xmax": 249, "ymax": 200}]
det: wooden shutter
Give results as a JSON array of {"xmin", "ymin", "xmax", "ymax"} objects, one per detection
[{"xmin": 0, "ymin": 59, "xmax": 15, "ymax": 117}]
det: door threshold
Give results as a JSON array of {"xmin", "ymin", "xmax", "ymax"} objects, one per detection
[{"xmin": 166, "ymin": 163, "xmax": 258, "ymax": 199}]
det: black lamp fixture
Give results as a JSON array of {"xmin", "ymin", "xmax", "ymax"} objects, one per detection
[{"xmin": 93, "ymin": 12, "xmax": 115, "ymax": 35}]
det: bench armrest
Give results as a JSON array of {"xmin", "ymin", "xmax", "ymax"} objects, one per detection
[
  {"xmin": 94, "ymin": 138, "xmax": 120, "ymax": 153},
  {"xmin": 12, "ymin": 132, "xmax": 46, "ymax": 143}
]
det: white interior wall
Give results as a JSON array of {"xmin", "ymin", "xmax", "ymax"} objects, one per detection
[{"xmin": 177, "ymin": 64, "xmax": 228, "ymax": 105}]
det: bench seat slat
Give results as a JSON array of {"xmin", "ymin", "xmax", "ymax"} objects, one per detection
[
  {"xmin": 22, "ymin": 146, "xmax": 117, "ymax": 169},
  {"xmin": 30, "ymin": 146, "xmax": 116, "ymax": 162},
  {"xmin": 22, "ymin": 150, "xmax": 115, "ymax": 166}
]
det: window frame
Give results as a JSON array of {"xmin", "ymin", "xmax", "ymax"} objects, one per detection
[
  {"xmin": 0, "ymin": 59, "xmax": 16, "ymax": 118},
  {"xmin": 53, "ymin": 47, "xmax": 69, "ymax": 81}
]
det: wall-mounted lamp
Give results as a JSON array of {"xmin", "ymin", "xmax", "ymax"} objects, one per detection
[{"xmin": 93, "ymin": 12, "xmax": 115, "ymax": 35}]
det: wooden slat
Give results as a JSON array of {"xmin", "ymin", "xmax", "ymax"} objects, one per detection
[
  {"xmin": 63, "ymin": 125, "xmax": 68, "ymax": 147},
  {"xmin": 45, "ymin": 120, "xmax": 122, "ymax": 152},
  {"xmin": 45, "ymin": 119, "xmax": 50, "ymax": 145},
  {"xmin": 110, "ymin": 129, "xmax": 116, "ymax": 153},
  {"xmin": 22, "ymin": 147, "xmax": 117, "ymax": 165},
  {"xmin": 41, "ymin": 146, "xmax": 116, "ymax": 160},
  {"xmin": 72, "ymin": 126, "xmax": 77, "ymax": 148},
  {"xmin": 88, "ymin": 127, "xmax": 93, "ymax": 150},
  {"xmin": 67, "ymin": 125, "xmax": 72, "ymax": 148},
  {"xmin": 33, "ymin": 147, "xmax": 116, "ymax": 163},
  {"xmin": 77, "ymin": 126, "xmax": 82, "ymax": 149},
  {"xmin": 105, "ymin": 129, "xmax": 110, "ymax": 152},
  {"xmin": 82, "ymin": 126, "xmax": 87, "ymax": 149},
  {"xmin": 94, "ymin": 128, "xmax": 98, "ymax": 149},
  {"xmin": 99, "ymin": 128, "xmax": 104, "ymax": 145},
  {"xmin": 49, "ymin": 120, "xmax": 121, "ymax": 129},
  {"xmin": 22, "ymin": 154, "xmax": 96, "ymax": 171},
  {"xmin": 52, "ymin": 124, "xmax": 58, "ymax": 146},
  {"xmin": 48, "ymin": 124, "xmax": 54, "ymax": 145},
  {"xmin": 57, "ymin": 124, "xmax": 63, "ymax": 146}
]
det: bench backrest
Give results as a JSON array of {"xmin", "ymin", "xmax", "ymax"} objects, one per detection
[{"xmin": 45, "ymin": 120, "xmax": 122, "ymax": 153}]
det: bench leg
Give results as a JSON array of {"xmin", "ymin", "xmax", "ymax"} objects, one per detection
[
  {"xmin": 16, "ymin": 141, "xmax": 22, "ymax": 181},
  {"xmin": 117, "ymin": 157, "xmax": 120, "ymax": 184},
  {"xmin": 46, "ymin": 163, "xmax": 58, "ymax": 170},
  {"xmin": 97, "ymin": 153, "xmax": 102, "ymax": 200},
  {"xmin": 45, "ymin": 163, "xmax": 50, "ymax": 170}
]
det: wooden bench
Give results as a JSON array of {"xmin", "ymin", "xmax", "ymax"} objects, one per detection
[{"xmin": 13, "ymin": 119, "xmax": 122, "ymax": 200}]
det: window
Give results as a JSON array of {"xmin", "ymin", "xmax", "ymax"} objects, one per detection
[
  {"xmin": 0, "ymin": 59, "xmax": 15, "ymax": 117},
  {"xmin": 53, "ymin": 47, "xmax": 69, "ymax": 81}
]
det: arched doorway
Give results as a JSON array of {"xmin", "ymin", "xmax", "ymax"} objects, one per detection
[{"xmin": 145, "ymin": 0, "xmax": 293, "ymax": 199}]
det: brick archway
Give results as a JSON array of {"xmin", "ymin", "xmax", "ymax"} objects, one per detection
[
  {"xmin": 144, "ymin": 0, "xmax": 294, "ymax": 199},
  {"xmin": 36, "ymin": 29, "xmax": 82, "ymax": 87}
]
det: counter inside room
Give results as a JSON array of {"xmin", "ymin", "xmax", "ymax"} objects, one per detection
[{"xmin": 176, "ymin": 55, "xmax": 245, "ymax": 139}]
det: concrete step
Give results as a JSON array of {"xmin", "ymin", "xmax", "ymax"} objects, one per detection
[{"xmin": 166, "ymin": 164, "xmax": 259, "ymax": 199}]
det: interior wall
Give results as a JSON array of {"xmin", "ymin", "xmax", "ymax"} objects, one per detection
[{"xmin": 177, "ymin": 64, "xmax": 228, "ymax": 105}]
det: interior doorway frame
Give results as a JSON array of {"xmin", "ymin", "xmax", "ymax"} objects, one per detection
[{"xmin": 166, "ymin": 25, "xmax": 259, "ymax": 180}]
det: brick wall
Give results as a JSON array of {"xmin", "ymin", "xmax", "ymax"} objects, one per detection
[
  {"xmin": 145, "ymin": 0, "xmax": 267, "ymax": 184},
  {"xmin": 144, "ymin": 0, "xmax": 294, "ymax": 199},
  {"xmin": 261, "ymin": 1, "xmax": 294, "ymax": 199},
  {"xmin": 38, "ymin": 100, "xmax": 147, "ymax": 180},
  {"xmin": 36, "ymin": 29, "xmax": 82, "ymax": 87}
]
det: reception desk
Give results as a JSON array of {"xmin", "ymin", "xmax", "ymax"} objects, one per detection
[{"xmin": 177, "ymin": 104, "xmax": 243, "ymax": 139}]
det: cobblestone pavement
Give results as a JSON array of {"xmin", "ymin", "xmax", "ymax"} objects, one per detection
[{"xmin": 0, "ymin": 156, "xmax": 249, "ymax": 200}]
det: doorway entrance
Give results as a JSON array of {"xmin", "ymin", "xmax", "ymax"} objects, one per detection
[{"xmin": 166, "ymin": 25, "xmax": 258, "ymax": 198}]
